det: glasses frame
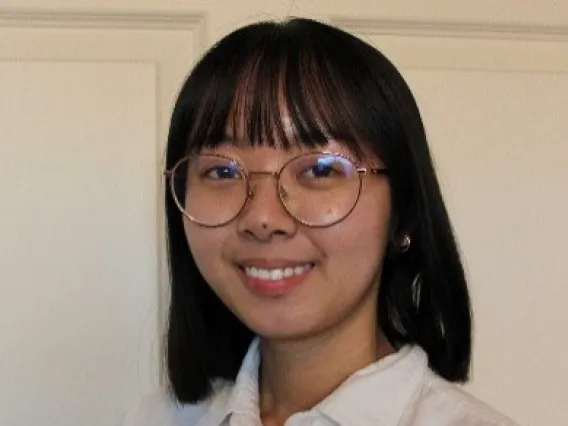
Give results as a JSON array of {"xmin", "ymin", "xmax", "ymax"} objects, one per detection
[{"xmin": 164, "ymin": 151, "xmax": 389, "ymax": 228}]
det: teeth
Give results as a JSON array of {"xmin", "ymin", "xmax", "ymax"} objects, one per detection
[{"xmin": 244, "ymin": 264, "xmax": 312, "ymax": 281}]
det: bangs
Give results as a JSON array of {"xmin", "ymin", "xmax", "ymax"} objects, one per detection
[{"xmin": 184, "ymin": 21, "xmax": 376, "ymax": 159}]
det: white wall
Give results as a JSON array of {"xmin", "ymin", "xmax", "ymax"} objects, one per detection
[{"xmin": 0, "ymin": 1, "xmax": 567, "ymax": 425}]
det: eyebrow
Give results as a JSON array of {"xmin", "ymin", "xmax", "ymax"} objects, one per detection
[{"xmin": 216, "ymin": 123, "xmax": 372, "ymax": 165}]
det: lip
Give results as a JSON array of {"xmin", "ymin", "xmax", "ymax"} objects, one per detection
[
  {"xmin": 237, "ymin": 258, "xmax": 313, "ymax": 269},
  {"xmin": 236, "ymin": 259, "xmax": 314, "ymax": 297}
]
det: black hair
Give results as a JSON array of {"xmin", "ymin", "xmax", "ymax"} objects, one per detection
[{"xmin": 164, "ymin": 17, "xmax": 472, "ymax": 403}]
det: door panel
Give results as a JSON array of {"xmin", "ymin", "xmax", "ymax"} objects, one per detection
[{"xmin": 0, "ymin": 14, "xmax": 201, "ymax": 426}]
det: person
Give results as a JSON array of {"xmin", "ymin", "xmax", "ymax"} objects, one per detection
[{"xmin": 124, "ymin": 17, "xmax": 518, "ymax": 426}]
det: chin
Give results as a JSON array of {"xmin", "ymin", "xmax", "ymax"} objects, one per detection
[{"xmin": 241, "ymin": 307, "xmax": 331, "ymax": 342}]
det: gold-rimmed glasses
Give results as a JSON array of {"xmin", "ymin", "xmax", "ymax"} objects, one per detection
[{"xmin": 164, "ymin": 151, "xmax": 388, "ymax": 228}]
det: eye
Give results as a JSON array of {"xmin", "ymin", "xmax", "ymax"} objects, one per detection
[
  {"xmin": 204, "ymin": 165, "xmax": 242, "ymax": 179},
  {"xmin": 302, "ymin": 157, "xmax": 346, "ymax": 179}
]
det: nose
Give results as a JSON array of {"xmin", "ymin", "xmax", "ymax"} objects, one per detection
[{"xmin": 236, "ymin": 175, "xmax": 297, "ymax": 242}]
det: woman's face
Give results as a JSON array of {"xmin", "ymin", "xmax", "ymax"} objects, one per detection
[{"xmin": 184, "ymin": 140, "xmax": 392, "ymax": 341}]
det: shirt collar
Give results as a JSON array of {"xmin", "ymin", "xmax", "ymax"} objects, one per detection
[
  {"xmin": 315, "ymin": 345, "xmax": 427, "ymax": 426},
  {"xmin": 200, "ymin": 337, "xmax": 427, "ymax": 426},
  {"xmin": 225, "ymin": 337, "xmax": 262, "ymax": 420},
  {"xmin": 197, "ymin": 337, "xmax": 262, "ymax": 426}
]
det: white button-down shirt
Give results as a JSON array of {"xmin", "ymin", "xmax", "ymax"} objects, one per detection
[{"xmin": 124, "ymin": 338, "xmax": 518, "ymax": 426}]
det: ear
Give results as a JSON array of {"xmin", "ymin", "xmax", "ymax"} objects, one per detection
[
  {"xmin": 389, "ymin": 215, "xmax": 411, "ymax": 251},
  {"xmin": 389, "ymin": 229, "xmax": 412, "ymax": 254},
  {"xmin": 398, "ymin": 234, "xmax": 411, "ymax": 253}
]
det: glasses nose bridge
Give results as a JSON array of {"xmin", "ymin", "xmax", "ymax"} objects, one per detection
[
  {"xmin": 248, "ymin": 170, "xmax": 279, "ymax": 179},
  {"xmin": 246, "ymin": 170, "xmax": 281, "ymax": 198}
]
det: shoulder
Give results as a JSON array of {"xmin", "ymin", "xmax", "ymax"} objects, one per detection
[
  {"xmin": 402, "ymin": 370, "xmax": 519, "ymax": 426},
  {"xmin": 121, "ymin": 389, "xmax": 215, "ymax": 426}
]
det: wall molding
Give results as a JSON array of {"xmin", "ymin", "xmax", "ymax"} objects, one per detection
[
  {"xmin": 331, "ymin": 17, "xmax": 568, "ymax": 42},
  {"xmin": 2, "ymin": 9, "xmax": 566, "ymax": 44},
  {"xmin": 0, "ymin": 7, "xmax": 207, "ymax": 50}
]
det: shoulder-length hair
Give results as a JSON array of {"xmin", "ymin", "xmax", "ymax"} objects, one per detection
[{"xmin": 164, "ymin": 17, "xmax": 471, "ymax": 403}]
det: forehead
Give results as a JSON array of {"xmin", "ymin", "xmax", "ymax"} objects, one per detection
[{"xmin": 187, "ymin": 42, "xmax": 372, "ymax": 158}]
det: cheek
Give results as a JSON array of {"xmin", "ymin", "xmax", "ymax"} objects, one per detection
[
  {"xmin": 183, "ymin": 220, "xmax": 228, "ymax": 286},
  {"xmin": 316, "ymin": 187, "xmax": 392, "ymax": 275}
]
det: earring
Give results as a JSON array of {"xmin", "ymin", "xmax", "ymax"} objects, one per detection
[{"xmin": 400, "ymin": 234, "xmax": 411, "ymax": 253}]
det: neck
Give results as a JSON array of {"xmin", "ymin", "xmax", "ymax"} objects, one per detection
[{"xmin": 258, "ymin": 292, "xmax": 394, "ymax": 425}]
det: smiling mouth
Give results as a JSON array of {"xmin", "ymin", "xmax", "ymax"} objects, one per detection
[
  {"xmin": 236, "ymin": 262, "xmax": 315, "ymax": 296},
  {"xmin": 239, "ymin": 263, "xmax": 314, "ymax": 281}
]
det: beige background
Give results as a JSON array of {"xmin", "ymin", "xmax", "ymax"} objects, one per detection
[{"xmin": 0, "ymin": 1, "xmax": 567, "ymax": 425}]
